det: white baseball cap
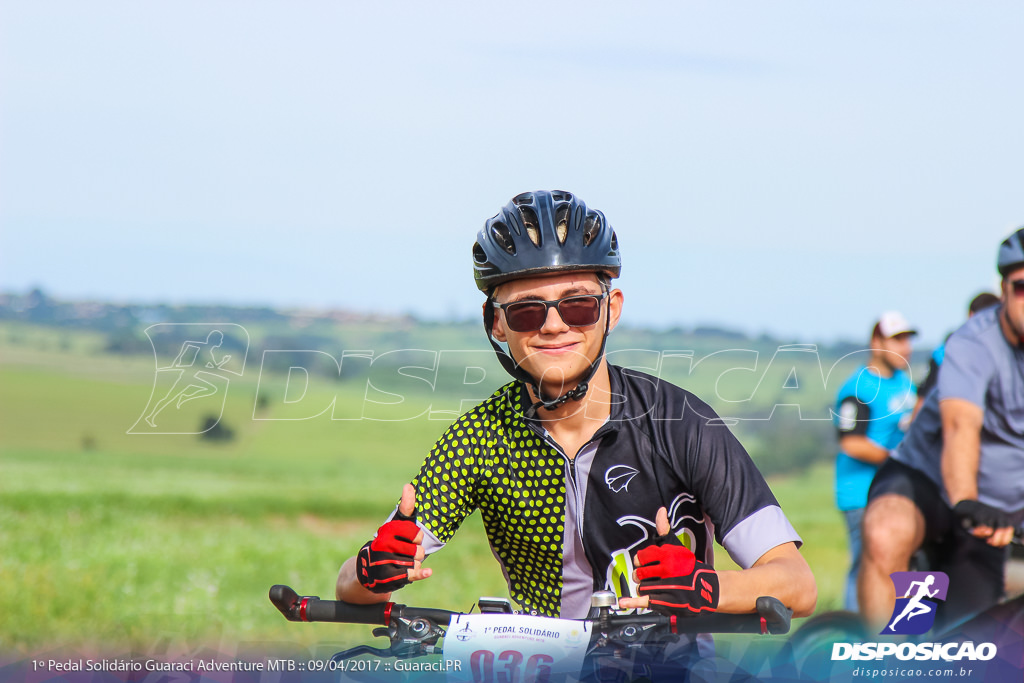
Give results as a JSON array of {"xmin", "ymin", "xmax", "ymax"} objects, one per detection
[{"xmin": 876, "ymin": 311, "xmax": 918, "ymax": 338}]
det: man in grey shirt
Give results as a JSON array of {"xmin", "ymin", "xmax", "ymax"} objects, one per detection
[{"xmin": 859, "ymin": 227, "xmax": 1024, "ymax": 632}]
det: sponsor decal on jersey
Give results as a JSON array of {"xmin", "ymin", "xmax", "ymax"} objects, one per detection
[
  {"xmin": 604, "ymin": 465, "xmax": 639, "ymax": 492},
  {"xmin": 838, "ymin": 399, "xmax": 859, "ymax": 431},
  {"xmin": 604, "ymin": 493, "xmax": 707, "ymax": 602}
]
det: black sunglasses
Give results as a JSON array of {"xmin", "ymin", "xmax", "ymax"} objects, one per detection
[
  {"xmin": 493, "ymin": 292, "xmax": 608, "ymax": 332},
  {"xmin": 1012, "ymin": 279, "xmax": 1024, "ymax": 297}
]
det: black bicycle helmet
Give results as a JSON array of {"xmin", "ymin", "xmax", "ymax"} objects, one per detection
[
  {"xmin": 475, "ymin": 191, "xmax": 621, "ymax": 416},
  {"xmin": 473, "ymin": 190, "xmax": 621, "ymax": 292},
  {"xmin": 997, "ymin": 227, "xmax": 1024, "ymax": 277}
]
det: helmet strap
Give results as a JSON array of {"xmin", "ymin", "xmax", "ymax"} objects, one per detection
[
  {"xmin": 483, "ymin": 285, "xmax": 611, "ymax": 419},
  {"xmin": 1000, "ymin": 304, "xmax": 1024, "ymax": 349}
]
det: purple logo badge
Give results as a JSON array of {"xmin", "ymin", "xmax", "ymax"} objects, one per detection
[{"xmin": 883, "ymin": 571, "xmax": 949, "ymax": 635}]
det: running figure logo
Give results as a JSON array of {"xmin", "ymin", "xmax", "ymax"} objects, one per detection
[
  {"xmin": 129, "ymin": 324, "xmax": 249, "ymax": 434},
  {"xmin": 883, "ymin": 571, "xmax": 949, "ymax": 635}
]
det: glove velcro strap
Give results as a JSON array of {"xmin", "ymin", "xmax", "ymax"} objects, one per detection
[
  {"xmin": 634, "ymin": 532, "xmax": 720, "ymax": 615},
  {"xmin": 641, "ymin": 568, "xmax": 720, "ymax": 613}
]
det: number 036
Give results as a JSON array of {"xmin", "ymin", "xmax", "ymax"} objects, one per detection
[{"xmin": 470, "ymin": 650, "xmax": 554, "ymax": 683}]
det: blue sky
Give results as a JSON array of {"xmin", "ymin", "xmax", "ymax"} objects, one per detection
[{"xmin": 2, "ymin": 2, "xmax": 1022, "ymax": 344}]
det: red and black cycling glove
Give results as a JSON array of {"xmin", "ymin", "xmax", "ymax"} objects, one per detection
[
  {"xmin": 635, "ymin": 532, "xmax": 719, "ymax": 616},
  {"xmin": 356, "ymin": 508, "xmax": 420, "ymax": 594}
]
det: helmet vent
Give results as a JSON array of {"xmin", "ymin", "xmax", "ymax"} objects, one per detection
[
  {"xmin": 518, "ymin": 206, "xmax": 542, "ymax": 247},
  {"xmin": 582, "ymin": 212, "xmax": 602, "ymax": 247},
  {"xmin": 490, "ymin": 222, "xmax": 517, "ymax": 255},
  {"xmin": 555, "ymin": 205, "xmax": 570, "ymax": 244},
  {"xmin": 472, "ymin": 242, "xmax": 488, "ymax": 264},
  {"xmin": 473, "ymin": 191, "xmax": 620, "ymax": 292}
]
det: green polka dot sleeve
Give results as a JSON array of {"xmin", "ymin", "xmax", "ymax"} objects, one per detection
[
  {"xmin": 411, "ymin": 382, "xmax": 569, "ymax": 617},
  {"xmin": 411, "ymin": 403, "xmax": 488, "ymax": 543}
]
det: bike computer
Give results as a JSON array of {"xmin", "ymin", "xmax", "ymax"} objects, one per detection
[{"xmin": 477, "ymin": 597, "xmax": 514, "ymax": 614}]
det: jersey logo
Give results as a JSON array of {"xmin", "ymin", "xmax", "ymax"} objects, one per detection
[
  {"xmin": 605, "ymin": 465, "xmax": 639, "ymax": 493},
  {"xmin": 837, "ymin": 400, "xmax": 858, "ymax": 431},
  {"xmin": 605, "ymin": 493, "xmax": 708, "ymax": 603},
  {"xmin": 888, "ymin": 388, "xmax": 914, "ymax": 416}
]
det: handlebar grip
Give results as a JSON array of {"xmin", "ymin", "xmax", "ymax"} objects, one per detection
[
  {"xmin": 269, "ymin": 584, "xmax": 301, "ymax": 619},
  {"xmin": 269, "ymin": 585, "xmax": 389, "ymax": 625},
  {"xmin": 755, "ymin": 596, "xmax": 792, "ymax": 635},
  {"xmin": 305, "ymin": 599, "xmax": 389, "ymax": 625}
]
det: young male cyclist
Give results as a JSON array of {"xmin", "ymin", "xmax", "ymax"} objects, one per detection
[
  {"xmin": 336, "ymin": 191, "xmax": 816, "ymax": 635},
  {"xmin": 859, "ymin": 227, "xmax": 1024, "ymax": 632}
]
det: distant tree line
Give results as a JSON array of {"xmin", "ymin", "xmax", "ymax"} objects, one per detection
[
  {"xmin": 3, "ymin": 288, "xmax": 860, "ymax": 476},
  {"xmin": 0, "ymin": 288, "xmax": 291, "ymax": 332},
  {"xmin": 0, "ymin": 287, "xmax": 869, "ymax": 358}
]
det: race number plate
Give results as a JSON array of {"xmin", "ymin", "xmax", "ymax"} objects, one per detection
[{"xmin": 442, "ymin": 613, "xmax": 591, "ymax": 682}]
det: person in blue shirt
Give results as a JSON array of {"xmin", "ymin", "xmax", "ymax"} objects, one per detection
[{"xmin": 834, "ymin": 311, "xmax": 917, "ymax": 610}]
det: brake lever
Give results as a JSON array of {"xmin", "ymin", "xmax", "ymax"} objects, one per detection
[
  {"xmin": 330, "ymin": 645, "xmax": 396, "ymax": 663},
  {"xmin": 371, "ymin": 613, "xmax": 447, "ymax": 659},
  {"xmin": 330, "ymin": 615, "xmax": 445, "ymax": 662}
]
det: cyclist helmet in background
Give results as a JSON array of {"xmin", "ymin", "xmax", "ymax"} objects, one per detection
[
  {"xmin": 473, "ymin": 191, "xmax": 621, "ymax": 292},
  {"xmin": 997, "ymin": 227, "xmax": 1024, "ymax": 277},
  {"xmin": 473, "ymin": 190, "xmax": 622, "ymax": 414}
]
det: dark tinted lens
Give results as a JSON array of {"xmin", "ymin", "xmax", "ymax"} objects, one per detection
[
  {"xmin": 1012, "ymin": 280, "xmax": 1024, "ymax": 296},
  {"xmin": 504, "ymin": 302, "xmax": 548, "ymax": 332},
  {"xmin": 557, "ymin": 296, "xmax": 601, "ymax": 327}
]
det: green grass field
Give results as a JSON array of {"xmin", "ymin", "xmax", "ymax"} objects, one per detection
[{"xmin": 0, "ymin": 325, "xmax": 849, "ymax": 656}]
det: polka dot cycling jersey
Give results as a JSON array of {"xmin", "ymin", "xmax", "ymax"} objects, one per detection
[
  {"xmin": 413, "ymin": 380, "xmax": 568, "ymax": 616},
  {"xmin": 409, "ymin": 364, "xmax": 802, "ymax": 617}
]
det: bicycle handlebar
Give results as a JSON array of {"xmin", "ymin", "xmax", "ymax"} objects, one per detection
[
  {"xmin": 270, "ymin": 584, "xmax": 391, "ymax": 625},
  {"xmin": 268, "ymin": 585, "xmax": 791, "ymax": 636}
]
